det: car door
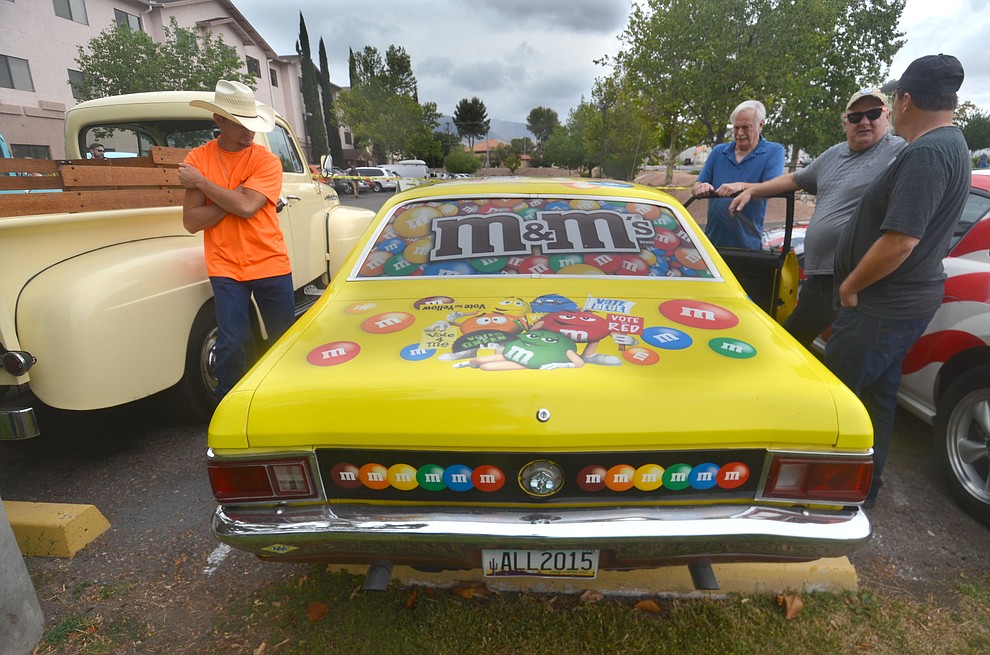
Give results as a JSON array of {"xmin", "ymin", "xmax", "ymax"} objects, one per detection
[{"xmin": 265, "ymin": 122, "xmax": 328, "ymax": 288}]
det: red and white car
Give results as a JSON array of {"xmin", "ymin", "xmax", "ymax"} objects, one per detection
[{"xmin": 899, "ymin": 170, "xmax": 990, "ymax": 523}]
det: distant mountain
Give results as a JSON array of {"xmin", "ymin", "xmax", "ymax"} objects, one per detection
[{"xmin": 437, "ymin": 116, "xmax": 532, "ymax": 143}]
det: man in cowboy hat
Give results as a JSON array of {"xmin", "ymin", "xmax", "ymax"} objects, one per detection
[{"xmin": 178, "ymin": 80, "xmax": 294, "ymax": 401}]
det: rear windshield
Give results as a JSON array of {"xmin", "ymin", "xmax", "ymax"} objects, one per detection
[{"xmin": 354, "ymin": 197, "xmax": 717, "ymax": 279}]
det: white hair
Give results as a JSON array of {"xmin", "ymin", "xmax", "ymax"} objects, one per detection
[{"xmin": 730, "ymin": 100, "xmax": 766, "ymax": 124}]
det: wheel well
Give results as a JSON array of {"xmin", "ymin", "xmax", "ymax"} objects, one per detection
[{"xmin": 935, "ymin": 346, "xmax": 990, "ymax": 406}]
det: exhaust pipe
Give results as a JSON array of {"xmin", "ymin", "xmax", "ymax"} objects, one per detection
[
  {"xmin": 688, "ymin": 559, "xmax": 720, "ymax": 591},
  {"xmin": 362, "ymin": 560, "xmax": 393, "ymax": 592}
]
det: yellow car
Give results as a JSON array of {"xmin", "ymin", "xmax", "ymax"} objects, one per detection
[{"xmin": 207, "ymin": 177, "xmax": 873, "ymax": 589}]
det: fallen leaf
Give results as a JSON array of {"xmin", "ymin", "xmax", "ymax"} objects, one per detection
[
  {"xmin": 306, "ymin": 601, "xmax": 330, "ymax": 621},
  {"xmin": 405, "ymin": 587, "xmax": 419, "ymax": 609},
  {"xmin": 579, "ymin": 589, "xmax": 604, "ymax": 603},
  {"xmin": 452, "ymin": 583, "xmax": 492, "ymax": 600},
  {"xmin": 634, "ymin": 599, "xmax": 662, "ymax": 614},
  {"xmin": 253, "ymin": 642, "xmax": 267, "ymax": 655},
  {"xmin": 777, "ymin": 593, "xmax": 804, "ymax": 620}
]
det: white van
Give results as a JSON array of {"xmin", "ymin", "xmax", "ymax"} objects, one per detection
[{"xmin": 387, "ymin": 159, "xmax": 429, "ymax": 179}]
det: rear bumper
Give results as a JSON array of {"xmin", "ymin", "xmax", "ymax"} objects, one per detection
[{"xmin": 212, "ymin": 502, "xmax": 871, "ymax": 568}]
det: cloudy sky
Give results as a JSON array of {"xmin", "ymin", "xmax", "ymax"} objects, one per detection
[{"xmin": 234, "ymin": 0, "xmax": 990, "ymax": 124}]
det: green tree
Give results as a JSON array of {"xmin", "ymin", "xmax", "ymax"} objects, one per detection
[
  {"xmin": 510, "ymin": 137, "xmax": 535, "ymax": 155},
  {"xmin": 444, "ymin": 146, "xmax": 481, "ymax": 174},
  {"xmin": 453, "ymin": 97, "xmax": 490, "ymax": 149},
  {"xmin": 526, "ymin": 107, "xmax": 560, "ymax": 147},
  {"xmin": 959, "ymin": 108, "xmax": 990, "ymax": 152},
  {"xmin": 615, "ymin": 0, "xmax": 904, "ymax": 173},
  {"xmin": 297, "ymin": 13, "xmax": 328, "ymax": 162},
  {"xmin": 544, "ymin": 107, "xmax": 593, "ymax": 175},
  {"xmin": 336, "ymin": 45, "xmax": 439, "ymax": 163},
  {"xmin": 503, "ymin": 151, "xmax": 522, "ymax": 174},
  {"xmin": 72, "ymin": 18, "xmax": 252, "ymax": 100},
  {"xmin": 589, "ymin": 76, "xmax": 662, "ymax": 180},
  {"xmin": 319, "ymin": 38, "xmax": 344, "ymax": 167},
  {"xmin": 385, "ymin": 46, "xmax": 417, "ymax": 99}
]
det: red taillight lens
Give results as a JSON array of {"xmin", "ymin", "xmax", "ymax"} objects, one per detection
[
  {"xmin": 208, "ymin": 458, "xmax": 316, "ymax": 503},
  {"xmin": 763, "ymin": 456, "xmax": 873, "ymax": 503}
]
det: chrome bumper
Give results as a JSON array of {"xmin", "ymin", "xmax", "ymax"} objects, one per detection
[
  {"xmin": 213, "ymin": 503, "xmax": 871, "ymax": 568},
  {"xmin": 0, "ymin": 407, "xmax": 39, "ymax": 440}
]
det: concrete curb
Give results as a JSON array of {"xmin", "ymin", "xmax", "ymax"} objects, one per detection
[
  {"xmin": 3, "ymin": 501, "xmax": 110, "ymax": 558},
  {"xmin": 331, "ymin": 557, "xmax": 858, "ymax": 597}
]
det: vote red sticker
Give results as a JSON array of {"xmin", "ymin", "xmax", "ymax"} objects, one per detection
[{"xmin": 659, "ymin": 300, "xmax": 739, "ymax": 329}]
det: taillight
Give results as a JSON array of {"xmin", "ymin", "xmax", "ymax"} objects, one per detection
[
  {"xmin": 762, "ymin": 455, "xmax": 873, "ymax": 503},
  {"xmin": 208, "ymin": 457, "xmax": 316, "ymax": 503}
]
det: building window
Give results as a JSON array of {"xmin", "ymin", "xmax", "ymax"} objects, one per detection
[
  {"xmin": 344, "ymin": 131, "xmax": 352, "ymax": 146},
  {"xmin": 0, "ymin": 54, "xmax": 34, "ymax": 91},
  {"xmin": 67, "ymin": 69, "xmax": 86, "ymax": 100},
  {"xmin": 53, "ymin": 0, "xmax": 88, "ymax": 24},
  {"xmin": 246, "ymin": 56, "xmax": 261, "ymax": 78},
  {"xmin": 11, "ymin": 144, "xmax": 52, "ymax": 159},
  {"xmin": 114, "ymin": 8, "xmax": 142, "ymax": 31},
  {"xmin": 270, "ymin": 68, "xmax": 278, "ymax": 87}
]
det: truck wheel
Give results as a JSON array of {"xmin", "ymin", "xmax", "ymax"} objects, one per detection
[
  {"xmin": 934, "ymin": 365, "xmax": 990, "ymax": 525},
  {"xmin": 166, "ymin": 301, "xmax": 219, "ymax": 421}
]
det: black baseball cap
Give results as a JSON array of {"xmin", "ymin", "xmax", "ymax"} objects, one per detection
[{"xmin": 881, "ymin": 54, "xmax": 964, "ymax": 94}]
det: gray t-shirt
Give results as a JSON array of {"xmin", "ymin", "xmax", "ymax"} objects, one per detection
[
  {"xmin": 834, "ymin": 126, "xmax": 970, "ymax": 318},
  {"xmin": 793, "ymin": 134, "xmax": 905, "ymax": 275}
]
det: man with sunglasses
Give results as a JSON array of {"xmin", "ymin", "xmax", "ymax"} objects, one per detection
[
  {"xmin": 827, "ymin": 54, "xmax": 970, "ymax": 508},
  {"xmin": 729, "ymin": 88, "xmax": 905, "ymax": 348}
]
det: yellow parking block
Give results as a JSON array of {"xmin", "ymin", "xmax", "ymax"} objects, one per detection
[
  {"xmin": 331, "ymin": 557, "xmax": 858, "ymax": 596},
  {"xmin": 3, "ymin": 501, "xmax": 110, "ymax": 558}
]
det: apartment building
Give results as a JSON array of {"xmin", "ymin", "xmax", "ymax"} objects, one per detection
[{"xmin": 0, "ymin": 0, "xmax": 344, "ymax": 160}]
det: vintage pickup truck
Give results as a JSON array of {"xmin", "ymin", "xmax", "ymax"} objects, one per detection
[{"xmin": 0, "ymin": 91, "xmax": 374, "ymax": 438}]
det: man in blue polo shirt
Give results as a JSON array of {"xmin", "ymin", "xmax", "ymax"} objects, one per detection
[{"xmin": 692, "ymin": 100, "xmax": 785, "ymax": 249}]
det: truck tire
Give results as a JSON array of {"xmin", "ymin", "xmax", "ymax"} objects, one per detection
[
  {"xmin": 934, "ymin": 365, "xmax": 990, "ymax": 525},
  {"xmin": 166, "ymin": 301, "xmax": 218, "ymax": 421}
]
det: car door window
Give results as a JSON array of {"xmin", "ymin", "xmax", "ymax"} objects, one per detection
[
  {"xmin": 950, "ymin": 191, "xmax": 990, "ymax": 252},
  {"xmin": 268, "ymin": 125, "xmax": 305, "ymax": 174}
]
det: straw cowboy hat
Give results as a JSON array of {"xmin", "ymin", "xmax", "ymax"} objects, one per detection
[{"xmin": 189, "ymin": 80, "xmax": 275, "ymax": 133}]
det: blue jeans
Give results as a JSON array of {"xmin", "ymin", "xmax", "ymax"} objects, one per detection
[
  {"xmin": 210, "ymin": 274, "xmax": 295, "ymax": 399},
  {"xmin": 824, "ymin": 308, "xmax": 934, "ymax": 503},
  {"xmin": 782, "ymin": 275, "xmax": 837, "ymax": 349}
]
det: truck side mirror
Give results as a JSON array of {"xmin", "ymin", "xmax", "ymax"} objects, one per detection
[{"xmin": 320, "ymin": 154, "xmax": 333, "ymax": 178}]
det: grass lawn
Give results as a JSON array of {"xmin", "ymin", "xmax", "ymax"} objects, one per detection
[{"xmin": 189, "ymin": 568, "xmax": 990, "ymax": 655}]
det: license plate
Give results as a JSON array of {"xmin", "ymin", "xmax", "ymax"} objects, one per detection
[{"xmin": 482, "ymin": 549, "xmax": 599, "ymax": 579}]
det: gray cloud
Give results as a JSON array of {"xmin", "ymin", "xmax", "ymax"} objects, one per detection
[{"xmin": 236, "ymin": 0, "xmax": 989, "ymax": 124}]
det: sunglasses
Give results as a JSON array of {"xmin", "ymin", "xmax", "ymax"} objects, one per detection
[{"xmin": 846, "ymin": 107, "xmax": 884, "ymax": 124}]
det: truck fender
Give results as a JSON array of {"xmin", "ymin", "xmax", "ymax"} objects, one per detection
[
  {"xmin": 16, "ymin": 236, "xmax": 211, "ymax": 410},
  {"xmin": 326, "ymin": 205, "xmax": 376, "ymax": 278}
]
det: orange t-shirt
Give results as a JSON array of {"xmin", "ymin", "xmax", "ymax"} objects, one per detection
[{"xmin": 184, "ymin": 140, "xmax": 291, "ymax": 281}]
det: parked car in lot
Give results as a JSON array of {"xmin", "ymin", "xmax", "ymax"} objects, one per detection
[
  {"xmin": 355, "ymin": 166, "xmax": 398, "ymax": 192},
  {"xmin": 309, "ymin": 164, "xmax": 353, "ymax": 195},
  {"xmin": 207, "ymin": 177, "xmax": 873, "ymax": 590}
]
